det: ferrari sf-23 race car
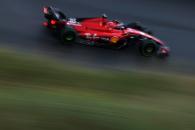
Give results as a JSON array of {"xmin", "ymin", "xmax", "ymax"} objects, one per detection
[{"xmin": 42, "ymin": 6, "xmax": 170, "ymax": 57}]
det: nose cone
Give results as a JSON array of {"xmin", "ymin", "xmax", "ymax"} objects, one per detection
[
  {"xmin": 157, "ymin": 46, "xmax": 170, "ymax": 57},
  {"xmin": 126, "ymin": 28, "xmax": 165, "ymax": 45}
]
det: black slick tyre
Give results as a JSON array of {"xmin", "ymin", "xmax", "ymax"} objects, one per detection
[
  {"xmin": 60, "ymin": 27, "xmax": 77, "ymax": 44},
  {"xmin": 139, "ymin": 41, "xmax": 156, "ymax": 57}
]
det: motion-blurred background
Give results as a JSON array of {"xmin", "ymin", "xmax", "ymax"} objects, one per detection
[{"xmin": 0, "ymin": 0, "xmax": 195, "ymax": 130}]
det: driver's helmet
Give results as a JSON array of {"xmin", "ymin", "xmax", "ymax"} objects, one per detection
[{"xmin": 106, "ymin": 21, "xmax": 117, "ymax": 28}]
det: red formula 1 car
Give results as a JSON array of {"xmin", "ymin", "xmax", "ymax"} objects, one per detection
[{"xmin": 42, "ymin": 6, "xmax": 170, "ymax": 57}]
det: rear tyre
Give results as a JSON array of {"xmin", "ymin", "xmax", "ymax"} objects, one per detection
[
  {"xmin": 60, "ymin": 27, "xmax": 77, "ymax": 44},
  {"xmin": 139, "ymin": 41, "xmax": 156, "ymax": 57}
]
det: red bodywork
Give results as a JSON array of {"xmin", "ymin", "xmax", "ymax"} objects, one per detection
[
  {"xmin": 65, "ymin": 17, "xmax": 164, "ymax": 46},
  {"xmin": 43, "ymin": 6, "xmax": 170, "ymax": 56}
]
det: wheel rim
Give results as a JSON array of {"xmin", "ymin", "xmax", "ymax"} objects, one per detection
[
  {"xmin": 143, "ymin": 44, "xmax": 155, "ymax": 56},
  {"xmin": 65, "ymin": 34, "xmax": 74, "ymax": 41}
]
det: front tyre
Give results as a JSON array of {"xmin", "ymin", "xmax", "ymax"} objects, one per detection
[{"xmin": 139, "ymin": 41, "xmax": 156, "ymax": 57}]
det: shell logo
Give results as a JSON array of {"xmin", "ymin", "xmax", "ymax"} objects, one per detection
[{"xmin": 110, "ymin": 36, "xmax": 119, "ymax": 43}]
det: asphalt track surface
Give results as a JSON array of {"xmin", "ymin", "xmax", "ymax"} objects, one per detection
[{"xmin": 0, "ymin": 0, "xmax": 195, "ymax": 74}]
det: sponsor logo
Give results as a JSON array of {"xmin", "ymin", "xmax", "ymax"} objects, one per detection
[{"xmin": 110, "ymin": 36, "xmax": 119, "ymax": 43}]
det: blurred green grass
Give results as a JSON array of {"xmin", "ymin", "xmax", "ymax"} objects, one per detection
[{"xmin": 0, "ymin": 49, "xmax": 195, "ymax": 130}]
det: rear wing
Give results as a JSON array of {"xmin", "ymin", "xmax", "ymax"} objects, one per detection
[{"xmin": 43, "ymin": 6, "xmax": 67, "ymax": 21}]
